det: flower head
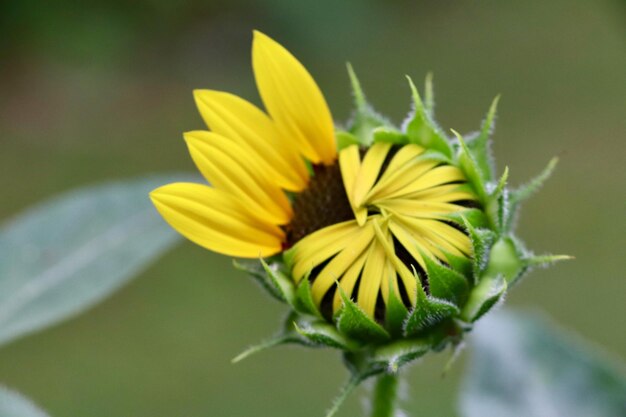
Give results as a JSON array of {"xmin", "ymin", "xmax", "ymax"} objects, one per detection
[{"xmin": 150, "ymin": 31, "xmax": 568, "ymax": 384}]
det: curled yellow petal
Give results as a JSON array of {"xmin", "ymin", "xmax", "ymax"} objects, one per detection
[
  {"xmin": 352, "ymin": 142, "xmax": 392, "ymax": 207},
  {"xmin": 252, "ymin": 30, "xmax": 336, "ymax": 165},
  {"xmin": 339, "ymin": 145, "xmax": 367, "ymax": 223},
  {"xmin": 357, "ymin": 240, "xmax": 386, "ymax": 318},
  {"xmin": 332, "ymin": 249, "xmax": 368, "ymax": 312},
  {"xmin": 150, "ymin": 183, "xmax": 284, "ymax": 258},
  {"xmin": 291, "ymin": 220, "xmax": 364, "ymax": 281},
  {"xmin": 310, "ymin": 222, "xmax": 375, "ymax": 307}
]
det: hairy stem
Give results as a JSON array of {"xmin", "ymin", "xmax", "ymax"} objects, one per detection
[{"xmin": 370, "ymin": 373, "xmax": 399, "ymax": 417}]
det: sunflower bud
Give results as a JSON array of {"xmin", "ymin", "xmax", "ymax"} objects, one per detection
[{"xmin": 150, "ymin": 31, "xmax": 569, "ymax": 408}]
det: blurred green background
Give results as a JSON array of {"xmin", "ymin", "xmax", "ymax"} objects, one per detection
[{"xmin": 1, "ymin": 0, "xmax": 625, "ymax": 416}]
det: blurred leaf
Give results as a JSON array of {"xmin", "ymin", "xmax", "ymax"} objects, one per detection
[
  {"xmin": 460, "ymin": 311, "xmax": 626, "ymax": 417},
  {"xmin": 0, "ymin": 174, "xmax": 196, "ymax": 347},
  {"xmin": 0, "ymin": 386, "xmax": 49, "ymax": 417}
]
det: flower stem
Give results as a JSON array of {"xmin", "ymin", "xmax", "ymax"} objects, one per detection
[{"xmin": 370, "ymin": 373, "xmax": 399, "ymax": 417}]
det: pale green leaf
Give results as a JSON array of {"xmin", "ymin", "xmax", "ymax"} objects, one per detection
[
  {"xmin": 0, "ymin": 174, "xmax": 193, "ymax": 346},
  {"xmin": 461, "ymin": 310, "xmax": 626, "ymax": 417},
  {"xmin": 0, "ymin": 386, "xmax": 49, "ymax": 417}
]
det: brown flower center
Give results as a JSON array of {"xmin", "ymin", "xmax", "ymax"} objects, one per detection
[{"xmin": 283, "ymin": 162, "xmax": 354, "ymax": 248}]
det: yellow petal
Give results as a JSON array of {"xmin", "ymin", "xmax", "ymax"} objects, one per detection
[
  {"xmin": 339, "ymin": 144, "xmax": 368, "ymax": 222},
  {"xmin": 377, "ymin": 199, "xmax": 466, "ymax": 219},
  {"xmin": 395, "ymin": 217, "xmax": 469, "ymax": 257},
  {"xmin": 339, "ymin": 145, "xmax": 360, "ymax": 206},
  {"xmin": 381, "ymin": 166, "xmax": 466, "ymax": 200},
  {"xmin": 150, "ymin": 183, "xmax": 284, "ymax": 258},
  {"xmin": 403, "ymin": 184, "xmax": 476, "ymax": 203},
  {"xmin": 357, "ymin": 240, "xmax": 386, "ymax": 318},
  {"xmin": 366, "ymin": 159, "xmax": 439, "ymax": 203},
  {"xmin": 310, "ymin": 222, "xmax": 375, "ymax": 306},
  {"xmin": 353, "ymin": 142, "xmax": 392, "ymax": 208},
  {"xmin": 252, "ymin": 30, "xmax": 336, "ymax": 164},
  {"xmin": 378, "ymin": 144, "xmax": 425, "ymax": 180},
  {"xmin": 388, "ymin": 220, "xmax": 437, "ymax": 268},
  {"xmin": 332, "ymin": 249, "xmax": 368, "ymax": 313},
  {"xmin": 291, "ymin": 220, "xmax": 363, "ymax": 281},
  {"xmin": 418, "ymin": 219, "xmax": 472, "ymax": 255},
  {"xmin": 372, "ymin": 220, "xmax": 417, "ymax": 305},
  {"xmin": 193, "ymin": 89, "xmax": 308, "ymax": 191},
  {"xmin": 184, "ymin": 131, "xmax": 292, "ymax": 225}
]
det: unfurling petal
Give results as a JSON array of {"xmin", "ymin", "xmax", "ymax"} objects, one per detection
[
  {"xmin": 193, "ymin": 89, "xmax": 308, "ymax": 191},
  {"xmin": 150, "ymin": 183, "xmax": 284, "ymax": 258},
  {"xmin": 252, "ymin": 30, "xmax": 336, "ymax": 165},
  {"xmin": 184, "ymin": 131, "xmax": 293, "ymax": 225}
]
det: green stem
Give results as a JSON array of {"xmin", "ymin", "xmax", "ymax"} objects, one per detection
[{"xmin": 370, "ymin": 373, "xmax": 399, "ymax": 417}]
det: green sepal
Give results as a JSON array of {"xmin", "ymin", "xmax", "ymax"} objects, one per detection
[
  {"xmin": 462, "ymin": 217, "xmax": 497, "ymax": 283},
  {"xmin": 231, "ymin": 333, "xmax": 301, "ymax": 364},
  {"xmin": 294, "ymin": 317, "xmax": 360, "ymax": 351},
  {"xmin": 403, "ymin": 294, "xmax": 460, "ymax": 337},
  {"xmin": 372, "ymin": 127, "xmax": 408, "ymax": 145},
  {"xmin": 522, "ymin": 254, "xmax": 573, "ymax": 268},
  {"xmin": 453, "ymin": 129, "xmax": 487, "ymax": 203},
  {"xmin": 346, "ymin": 63, "xmax": 390, "ymax": 146},
  {"xmin": 506, "ymin": 157, "xmax": 559, "ymax": 231},
  {"xmin": 324, "ymin": 375, "xmax": 363, "ymax": 417},
  {"xmin": 485, "ymin": 167, "xmax": 510, "ymax": 232},
  {"xmin": 233, "ymin": 311, "xmax": 308, "ymax": 363},
  {"xmin": 372, "ymin": 338, "xmax": 431, "ymax": 373},
  {"xmin": 404, "ymin": 76, "xmax": 452, "ymax": 158},
  {"xmin": 260, "ymin": 258, "xmax": 295, "ymax": 305},
  {"xmin": 421, "ymin": 252, "xmax": 469, "ymax": 306},
  {"xmin": 460, "ymin": 274, "xmax": 507, "ymax": 322},
  {"xmin": 491, "ymin": 166, "xmax": 509, "ymax": 200},
  {"xmin": 233, "ymin": 259, "xmax": 284, "ymax": 302},
  {"xmin": 336, "ymin": 286, "xmax": 391, "ymax": 343},
  {"xmin": 441, "ymin": 249, "xmax": 473, "ymax": 279},
  {"xmin": 413, "ymin": 149, "xmax": 454, "ymax": 165},
  {"xmin": 342, "ymin": 351, "xmax": 387, "ymax": 381},
  {"xmin": 484, "ymin": 237, "xmax": 525, "ymax": 285},
  {"xmin": 467, "ymin": 95, "xmax": 500, "ymax": 182},
  {"xmin": 293, "ymin": 276, "xmax": 323, "ymax": 319},
  {"xmin": 423, "ymin": 72, "xmax": 435, "ymax": 115},
  {"xmin": 336, "ymin": 130, "xmax": 361, "ymax": 150},
  {"xmin": 443, "ymin": 207, "xmax": 489, "ymax": 230},
  {"xmin": 384, "ymin": 282, "xmax": 410, "ymax": 338},
  {"xmin": 281, "ymin": 246, "xmax": 296, "ymax": 271}
]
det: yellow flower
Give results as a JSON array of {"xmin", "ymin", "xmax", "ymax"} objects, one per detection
[{"xmin": 151, "ymin": 31, "xmax": 476, "ymax": 320}]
